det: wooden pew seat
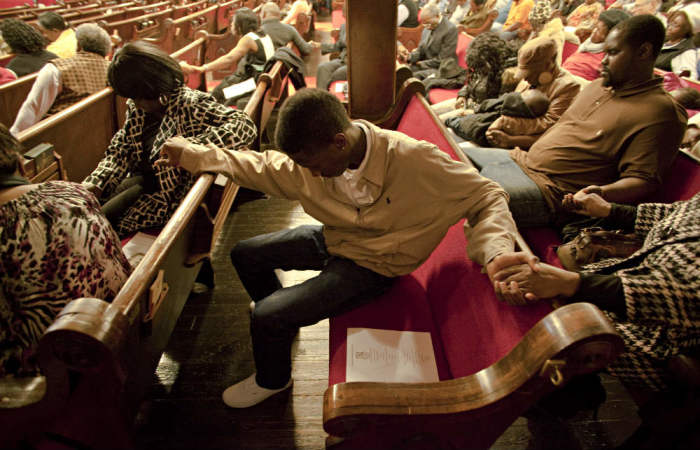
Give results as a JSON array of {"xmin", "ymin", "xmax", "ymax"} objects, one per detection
[{"xmin": 323, "ymin": 91, "xmax": 623, "ymax": 449}]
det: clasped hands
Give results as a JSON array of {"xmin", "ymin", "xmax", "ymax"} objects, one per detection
[{"xmin": 486, "ymin": 186, "xmax": 612, "ymax": 305}]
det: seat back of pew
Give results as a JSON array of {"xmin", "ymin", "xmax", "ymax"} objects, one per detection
[
  {"xmin": 346, "ymin": 0, "xmax": 397, "ymax": 121},
  {"xmin": 148, "ymin": 4, "xmax": 219, "ymax": 54},
  {"xmin": 17, "ymin": 88, "xmax": 118, "ymax": 182},
  {"xmin": 0, "ymin": 72, "xmax": 38, "ymax": 129},
  {"xmin": 172, "ymin": 0, "xmax": 210, "ymax": 20},
  {"xmin": 215, "ymin": 0, "xmax": 241, "ymax": 32},
  {"xmin": 19, "ymin": 143, "xmax": 69, "ymax": 183},
  {"xmin": 100, "ymin": 7, "xmax": 175, "ymax": 43},
  {"xmin": 397, "ymin": 24, "xmax": 423, "ymax": 52},
  {"xmin": 172, "ymin": 34, "xmax": 208, "ymax": 91},
  {"xmin": 203, "ymin": 29, "xmax": 239, "ymax": 81}
]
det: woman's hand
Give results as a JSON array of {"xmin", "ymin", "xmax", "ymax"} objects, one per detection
[
  {"xmin": 562, "ymin": 186, "xmax": 612, "ymax": 217},
  {"xmin": 493, "ymin": 262, "xmax": 581, "ymax": 305},
  {"xmin": 454, "ymin": 96, "xmax": 466, "ymax": 109}
]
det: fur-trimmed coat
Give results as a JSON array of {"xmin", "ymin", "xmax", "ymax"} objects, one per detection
[
  {"xmin": 584, "ymin": 193, "xmax": 700, "ymax": 390},
  {"xmin": 84, "ymin": 86, "xmax": 257, "ymax": 237}
]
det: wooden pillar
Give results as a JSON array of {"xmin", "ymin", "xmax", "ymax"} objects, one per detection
[{"xmin": 346, "ymin": 0, "xmax": 397, "ymax": 121}]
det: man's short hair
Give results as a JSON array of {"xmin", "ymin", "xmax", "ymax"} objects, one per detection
[
  {"xmin": 275, "ymin": 88, "xmax": 351, "ymax": 155},
  {"xmin": 38, "ymin": 11, "xmax": 68, "ymax": 31},
  {"xmin": 75, "ymin": 24, "xmax": 112, "ymax": 57},
  {"xmin": 421, "ymin": 4, "xmax": 440, "ymax": 19},
  {"xmin": 262, "ymin": 2, "xmax": 281, "ymax": 18},
  {"xmin": 612, "ymin": 14, "xmax": 665, "ymax": 58}
]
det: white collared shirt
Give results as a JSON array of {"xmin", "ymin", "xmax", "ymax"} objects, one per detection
[{"xmin": 333, "ymin": 121, "xmax": 376, "ymax": 207}]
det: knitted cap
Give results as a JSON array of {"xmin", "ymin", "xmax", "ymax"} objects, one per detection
[{"xmin": 597, "ymin": 8, "xmax": 631, "ymax": 30}]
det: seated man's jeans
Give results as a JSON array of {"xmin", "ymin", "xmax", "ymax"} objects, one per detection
[
  {"xmin": 461, "ymin": 145, "xmax": 555, "ymax": 227},
  {"xmin": 231, "ymin": 225, "xmax": 395, "ymax": 389}
]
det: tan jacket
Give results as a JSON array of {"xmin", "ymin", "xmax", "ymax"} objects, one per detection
[{"xmin": 177, "ymin": 120, "xmax": 517, "ymax": 276}]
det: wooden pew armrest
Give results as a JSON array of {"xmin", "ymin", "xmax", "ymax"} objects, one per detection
[{"xmin": 323, "ymin": 302, "xmax": 623, "ymax": 438}]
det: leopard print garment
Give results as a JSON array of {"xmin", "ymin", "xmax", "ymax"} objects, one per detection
[{"xmin": 0, "ymin": 181, "xmax": 131, "ymax": 377}]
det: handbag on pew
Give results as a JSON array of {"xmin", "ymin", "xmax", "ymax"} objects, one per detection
[{"xmin": 556, "ymin": 227, "xmax": 643, "ymax": 271}]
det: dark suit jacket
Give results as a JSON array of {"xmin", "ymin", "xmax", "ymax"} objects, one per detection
[
  {"xmin": 409, "ymin": 17, "xmax": 458, "ymax": 69},
  {"xmin": 321, "ymin": 23, "xmax": 346, "ymax": 62},
  {"xmin": 261, "ymin": 18, "xmax": 312, "ymax": 56}
]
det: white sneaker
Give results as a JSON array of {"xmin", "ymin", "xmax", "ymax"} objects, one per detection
[
  {"xmin": 249, "ymin": 300, "xmax": 256, "ymax": 313},
  {"xmin": 222, "ymin": 373, "xmax": 292, "ymax": 408}
]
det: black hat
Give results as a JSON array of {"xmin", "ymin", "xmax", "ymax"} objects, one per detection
[{"xmin": 598, "ymin": 9, "xmax": 631, "ymax": 30}]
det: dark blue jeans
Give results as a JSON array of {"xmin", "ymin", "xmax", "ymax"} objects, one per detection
[
  {"xmin": 231, "ymin": 225, "xmax": 395, "ymax": 389},
  {"xmin": 461, "ymin": 146, "xmax": 555, "ymax": 228}
]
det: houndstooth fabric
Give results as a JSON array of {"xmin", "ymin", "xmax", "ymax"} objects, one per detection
[
  {"xmin": 49, "ymin": 51, "xmax": 110, "ymax": 114},
  {"xmin": 84, "ymin": 86, "xmax": 257, "ymax": 237},
  {"xmin": 582, "ymin": 193, "xmax": 700, "ymax": 391}
]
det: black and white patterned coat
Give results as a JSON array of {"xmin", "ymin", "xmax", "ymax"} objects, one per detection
[
  {"xmin": 84, "ymin": 86, "xmax": 256, "ymax": 236},
  {"xmin": 583, "ymin": 192, "xmax": 700, "ymax": 390}
]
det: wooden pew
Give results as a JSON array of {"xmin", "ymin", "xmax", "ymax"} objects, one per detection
[
  {"xmin": 322, "ymin": 2, "xmax": 623, "ymax": 447},
  {"xmin": 71, "ymin": 1, "xmax": 172, "ymax": 27},
  {"xmin": 215, "ymin": 0, "xmax": 241, "ymax": 33},
  {"xmin": 16, "ymin": 88, "xmax": 118, "ymax": 183},
  {"xmin": 147, "ymin": 4, "xmax": 219, "ymax": 54},
  {"xmin": 0, "ymin": 72, "xmax": 38, "ymax": 129},
  {"xmin": 0, "ymin": 38, "xmax": 296, "ymax": 449},
  {"xmin": 100, "ymin": 7, "xmax": 175, "ymax": 43}
]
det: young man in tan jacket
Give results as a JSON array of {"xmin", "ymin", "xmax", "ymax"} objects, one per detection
[{"xmin": 157, "ymin": 88, "xmax": 532, "ymax": 408}]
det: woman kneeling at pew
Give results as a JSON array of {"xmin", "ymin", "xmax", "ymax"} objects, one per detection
[
  {"xmin": 0, "ymin": 124, "xmax": 131, "ymax": 378},
  {"xmin": 83, "ymin": 41, "xmax": 257, "ymax": 237}
]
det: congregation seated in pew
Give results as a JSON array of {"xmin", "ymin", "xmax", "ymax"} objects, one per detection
[
  {"xmin": 83, "ymin": 41, "xmax": 256, "ymax": 238},
  {"xmin": 0, "ymin": 19, "xmax": 57, "ymax": 78},
  {"xmin": 0, "ymin": 123, "xmax": 131, "ymax": 378},
  {"xmin": 461, "ymin": 15, "xmax": 686, "ymax": 228},
  {"xmin": 436, "ymin": 36, "xmax": 581, "ymax": 148},
  {"xmin": 10, "ymin": 24, "xmax": 112, "ymax": 136},
  {"xmin": 181, "ymin": 7, "xmax": 275, "ymax": 108},
  {"xmin": 156, "ymin": 87, "xmax": 531, "ymax": 409}
]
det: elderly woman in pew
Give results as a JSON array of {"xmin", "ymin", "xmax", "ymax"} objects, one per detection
[
  {"xmin": 655, "ymin": 4, "xmax": 700, "ymax": 79},
  {"xmin": 83, "ymin": 41, "xmax": 256, "ymax": 238},
  {"xmin": 180, "ymin": 8, "xmax": 275, "ymax": 108},
  {"xmin": 484, "ymin": 36, "xmax": 580, "ymax": 149},
  {"xmin": 0, "ymin": 124, "xmax": 131, "ymax": 378},
  {"xmin": 0, "ymin": 18, "xmax": 57, "ymax": 78},
  {"xmin": 492, "ymin": 189, "xmax": 700, "ymax": 446}
]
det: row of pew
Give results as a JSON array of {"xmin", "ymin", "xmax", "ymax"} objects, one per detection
[{"xmin": 0, "ymin": 33, "xmax": 300, "ymax": 449}]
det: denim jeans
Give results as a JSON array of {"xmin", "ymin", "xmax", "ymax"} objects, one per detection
[
  {"xmin": 461, "ymin": 145, "xmax": 555, "ymax": 227},
  {"xmin": 231, "ymin": 225, "xmax": 395, "ymax": 389}
]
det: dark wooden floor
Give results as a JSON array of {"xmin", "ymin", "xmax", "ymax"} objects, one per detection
[{"xmin": 133, "ymin": 12, "xmax": 643, "ymax": 450}]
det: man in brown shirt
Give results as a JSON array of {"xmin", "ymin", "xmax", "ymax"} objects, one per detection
[{"xmin": 462, "ymin": 14, "xmax": 687, "ymax": 227}]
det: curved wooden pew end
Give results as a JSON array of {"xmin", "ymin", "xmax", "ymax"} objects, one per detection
[
  {"xmin": 41, "ymin": 297, "xmax": 129, "ymax": 374},
  {"xmin": 323, "ymin": 303, "xmax": 624, "ymax": 445}
]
